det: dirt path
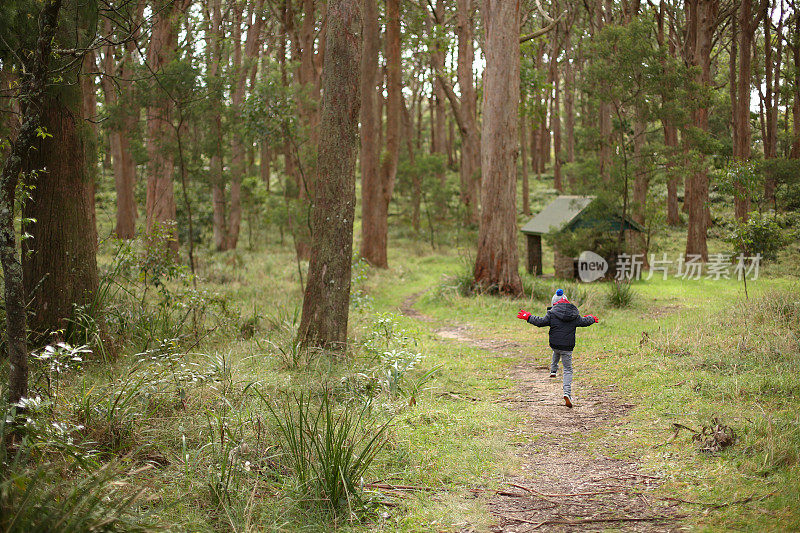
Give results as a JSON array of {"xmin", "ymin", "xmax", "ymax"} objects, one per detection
[{"xmin": 400, "ymin": 293, "xmax": 683, "ymax": 533}]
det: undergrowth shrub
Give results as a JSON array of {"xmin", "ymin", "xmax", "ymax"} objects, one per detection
[
  {"xmin": 725, "ymin": 211, "xmax": 795, "ymax": 262},
  {"xmin": 96, "ymin": 237, "xmax": 237, "ymax": 355},
  {"xmin": 257, "ymin": 390, "xmax": 389, "ymax": 517},
  {"xmin": 606, "ymin": 279, "xmax": 635, "ymax": 308},
  {"xmin": 1, "ymin": 406, "xmax": 153, "ymax": 532}
]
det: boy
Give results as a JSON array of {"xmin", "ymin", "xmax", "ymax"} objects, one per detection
[{"xmin": 516, "ymin": 289, "xmax": 598, "ymax": 408}]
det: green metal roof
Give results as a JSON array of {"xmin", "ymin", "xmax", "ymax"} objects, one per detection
[
  {"xmin": 520, "ymin": 196, "xmax": 595, "ymax": 235},
  {"xmin": 520, "ymin": 195, "xmax": 645, "ymax": 235}
]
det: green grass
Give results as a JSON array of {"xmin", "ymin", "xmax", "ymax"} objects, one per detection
[{"xmin": 2, "ymin": 173, "xmax": 798, "ymax": 531}]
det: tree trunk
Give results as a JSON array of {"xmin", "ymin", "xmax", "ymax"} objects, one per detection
[
  {"xmin": 456, "ymin": 0, "xmax": 480, "ymax": 222},
  {"xmin": 655, "ymin": 3, "xmax": 680, "ymax": 224},
  {"xmin": 564, "ymin": 33, "xmax": 576, "ymax": 190},
  {"xmin": 792, "ymin": 8, "xmax": 800, "ymax": 159},
  {"xmin": 521, "ymin": 112, "xmax": 530, "ymax": 215},
  {"xmin": 81, "ymin": 51, "xmax": 99, "ymax": 249},
  {"xmin": 474, "ymin": 0, "xmax": 523, "ymax": 296},
  {"xmin": 685, "ymin": 0, "xmax": 717, "ymax": 260},
  {"xmin": 359, "ymin": 0, "xmax": 381, "ymax": 262},
  {"xmin": 430, "ymin": 0, "xmax": 447, "ymax": 191},
  {"xmin": 733, "ymin": 0, "xmax": 755, "ymax": 220},
  {"xmin": 23, "ymin": 74, "xmax": 99, "ymax": 341},
  {"xmin": 552, "ymin": 60, "xmax": 563, "ymax": 192},
  {"xmin": 361, "ymin": 0, "xmax": 400, "ymax": 267},
  {"xmin": 1, "ymin": 0, "xmax": 64, "ymax": 404},
  {"xmin": 145, "ymin": 0, "xmax": 187, "ymax": 254},
  {"xmin": 101, "ymin": 17, "xmax": 139, "ymax": 239},
  {"xmin": 298, "ymin": 0, "xmax": 361, "ymax": 351},
  {"xmin": 663, "ymin": 123, "xmax": 680, "ymax": 225},
  {"xmin": 763, "ymin": 0, "xmax": 783, "ymax": 206},
  {"xmin": 261, "ymin": 142, "xmax": 271, "ymax": 190},
  {"xmin": 631, "ymin": 120, "xmax": 648, "ymax": 224},
  {"xmin": 595, "ymin": 0, "xmax": 612, "ymax": 182}
]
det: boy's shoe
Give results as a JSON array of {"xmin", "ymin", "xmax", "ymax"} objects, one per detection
[
  {"xmin": 564, "ymin": 395, "xmax": 573, "ymax": 408},
  {"xmin": 549, "ymin": 372, "xmax": 557, "ymax": 378}
]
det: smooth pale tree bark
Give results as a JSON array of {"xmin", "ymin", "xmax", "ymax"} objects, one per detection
[
  {"xmin": 361, "ymin": 0, "xmax": 400, "ymax": 268},
  {"xmin": 685, "ymin": 0, "xmax": 717, "ymax": 260},
  {"xmin": 298, "ymin": 0, "xmax": 361, "ymax": 351},
  {"xmin": 1, "ymin": 0, "xmax": 63, "ymax": 404},
  {"xmin": 474, "ymin": 0, "xmax": 523, "ymax": 296},
  {"xmin": 145, "ymin": 0, "xmax": 189, "ymax": 254}
]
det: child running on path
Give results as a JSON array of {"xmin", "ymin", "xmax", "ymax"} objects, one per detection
[{"xmin": 516, "ymin": 289, "xmax": 598, "ymax": 408}]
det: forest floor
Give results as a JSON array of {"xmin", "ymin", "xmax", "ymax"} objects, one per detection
[
  {"xmin": 14, "ymin": 216, "xmax": 797, "ymax": 532},
  {"xmin": 400, "ymin": 291, "xmax": 682, "ymax": 532}
]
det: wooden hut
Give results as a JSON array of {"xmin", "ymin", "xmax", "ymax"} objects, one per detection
[{"xmin": 520, "ymin": 195, "xmax": 645, "ymax": 278}]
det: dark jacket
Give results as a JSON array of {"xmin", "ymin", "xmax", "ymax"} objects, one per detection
[{"xmin": 527, "ymin": 302, "xmax": 595, "ymax": 351}]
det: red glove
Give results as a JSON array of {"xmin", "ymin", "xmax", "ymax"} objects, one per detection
[
  {"xmin": 517, "ymin": 309, "xmax": 531, "ymax": 321},
  {"xmin": 585, "ymin": 315, "xmax": 598, "ymax": 323}
]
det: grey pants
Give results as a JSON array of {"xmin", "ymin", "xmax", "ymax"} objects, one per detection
[{"xmin": 550, "ymin": 349, "xmax": 573, "ymax": 397}]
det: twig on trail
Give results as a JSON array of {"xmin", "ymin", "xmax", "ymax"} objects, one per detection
[
  {"xmin": 509, "ymin": 482, "xmax": 622, "ymax": 498},
  {"xmin": 592, "ymin": 473, "xmax": 661, "ymax": 482},
  {"xmin": 661, "ymin": 492, "xmax": 775, "ymax": 510},
  {"xmin": 364, "ymin": 482, "xmax": 434, "ymax": 492},
  {"xmin": 507, "ymin": 483, "xmax": 561, "ymax": 504},
  {"xmin": 656, "ymin": 422, "xmax": 700, "ymax": 447},
  {"xmin": 495, "ymin": 512, "xmax": 542, "ymax": 525},
  {"xmin": 523, "ymin": 515, "xmax": 680, "ymax": 529}
]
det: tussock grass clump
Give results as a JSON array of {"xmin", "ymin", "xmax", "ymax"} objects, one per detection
[
  {"xmin": 606, "ymin": 279, "xmax": 635, "ymax": 308},
  {"xmin": 257, "ymin": 389, "xmax": 389, "ymax": 517}
]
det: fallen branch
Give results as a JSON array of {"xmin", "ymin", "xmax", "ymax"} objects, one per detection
[
  {"xmin": 495, "ymin": 512, "xmax": 541, "ymax": 525},
  {"xmin": 524, "ymin": 515, "xmax": 678, "ymax": 529},
  {"xmin": 592, "ymin": 473, "xmax": 661, "ymax": 482},
  {"xmin": 656, "ymin": 422, "xmax": 699, "ymax": 447},
  {"xmin": 509, "ymin": 482, "xmax": 622, "ymax": 498},
  {"xmin": 364, "ymin": 482, "xmax": 434, "ymax": 492}
]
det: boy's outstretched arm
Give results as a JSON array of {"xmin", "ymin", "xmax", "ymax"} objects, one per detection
[
  {"xmin": 577, "ymin": 314, "xmax": 598, "ymax": 327},
  {"xmin": 517, "ymin": 309, "xmax": 550, "ymax": 327}
]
